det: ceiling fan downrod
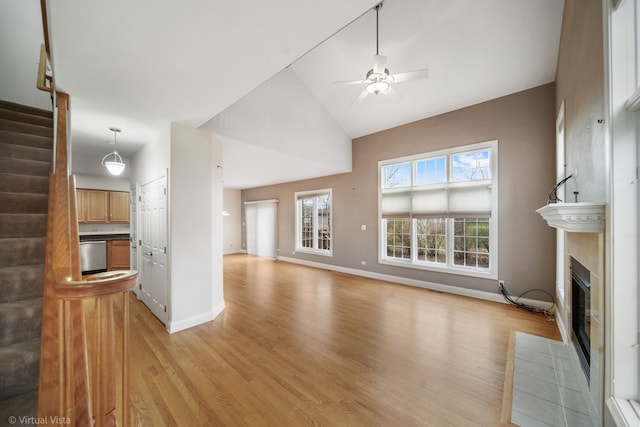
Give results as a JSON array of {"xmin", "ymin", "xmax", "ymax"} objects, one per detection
[{"xmin": 375, "ymin": 3, "xmax": 383, "ymax": 56}]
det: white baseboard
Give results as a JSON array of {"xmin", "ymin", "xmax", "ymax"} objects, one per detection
[
  {"xmin": 167, "ymin": 300, "xmax": 225, "ymax": 334},
  {"xmin": 556, "ymin": 310, "xmax": 569, "ymax": 344},
  {"xmin": 277, "ymin": 256, "xmax": 553, "ymax": 310},
  {"xmin": 223, "ymin": 250, "xmax": 244, "ymax": 255}
]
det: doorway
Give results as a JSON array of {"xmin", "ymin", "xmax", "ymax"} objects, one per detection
[{"xmin": 244, "ymin": 199, "xmax": 278, "ymax": 259}]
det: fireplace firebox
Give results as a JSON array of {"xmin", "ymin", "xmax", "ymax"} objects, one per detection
[{"xmin": 571, "ymin": 257, "xmax": 591, "ymax": 382}]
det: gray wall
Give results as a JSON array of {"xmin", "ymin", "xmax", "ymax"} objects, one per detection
[
  {"xmin": 242, "ymin": 84, "xmax": 557, "ymax": 297},
  {"xmin": 555, "ymin": 0, "xmax": 605, "ymax": 202}
]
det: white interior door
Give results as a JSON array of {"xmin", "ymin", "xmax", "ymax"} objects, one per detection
[
  {"xmin": 139, "ymin": 175, "xmax": 168, "ymax": 324},
  {"xmin": 130, "ymin": 186, "xmax": 139, "ymax": 295},
  {"xmin": 245, "ymin": 200, "xmax": 277, "ymax": 259}
]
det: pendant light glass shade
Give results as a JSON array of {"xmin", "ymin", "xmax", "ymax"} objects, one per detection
[{"xmin": 102, "ymin": 127, "xmax": 125, "ymax": 176}]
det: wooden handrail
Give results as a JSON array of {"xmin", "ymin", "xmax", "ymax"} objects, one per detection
[
  {"xmin": 37, "ymin": 44, "xmax": 53, "ymax": 93},
  {"xmin": 39, "ymin": 0, "xmax": 50, "ymax": 60},
  {"xmin": 54, "ymin": 271, "xmax": 139, "ymax": 300}
]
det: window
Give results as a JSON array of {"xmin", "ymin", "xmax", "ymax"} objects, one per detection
[
  {"xmin": 295, "ymin": 189, "xmax": 332, "ymax": 256},
  {"xmin": 379, "ymin": 141, "xmax": 497, "ymax": 278}
]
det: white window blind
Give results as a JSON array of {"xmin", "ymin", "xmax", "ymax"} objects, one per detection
[{"xmin": 380, "ymin": 144, "xmax": 495, "ymax": 218}]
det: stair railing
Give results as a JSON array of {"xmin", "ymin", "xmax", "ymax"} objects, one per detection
[{"xmin": 37, "ymin": 66, "xmax": 139, "ymax": 427}]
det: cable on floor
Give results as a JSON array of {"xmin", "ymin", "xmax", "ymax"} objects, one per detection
[{"xmin": 499, "ymin": 281, "xmax": 555, "ymax": 317}]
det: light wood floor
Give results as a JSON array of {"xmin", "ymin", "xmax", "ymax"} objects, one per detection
[{"xmin": 122, "ymin": 254, "xmax": 561, "ymax": 426}]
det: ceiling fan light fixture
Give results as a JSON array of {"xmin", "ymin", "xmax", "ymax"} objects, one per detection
[
  {"xmin": 102, "ymin": 127, "xmax": 126, "ymax": 176},
  {"xmin": 366, "ymin": 80, "xmax": 389, "ymax": 95}
]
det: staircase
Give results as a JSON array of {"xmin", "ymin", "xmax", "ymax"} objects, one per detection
[{"xmin": 0, "ymin": 99, "xmax": 52, "ymax": 420}]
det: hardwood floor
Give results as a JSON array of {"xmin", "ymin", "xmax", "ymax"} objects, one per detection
[{"xmin": 122, "ymin": 254, "xmax": 561, "ymax": 426}]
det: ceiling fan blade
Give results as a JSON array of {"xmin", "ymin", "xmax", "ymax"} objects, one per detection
[
  {"xmin": 390, "ymin": 68, "xmax": 429, "ymax": 83},
  {"xmin": 350, "ymin": 89, "xmax": 369, "ymax": 106},
  {"xmin": 373, "ymin": 54, "xmax": 388, "ymax": 75},
  {"xmin": 332, "ymin": 78, "xmax": 366, "ymax": 85},
  {"xmin": 384, "ymin": 85, "xmax": 403, "ymax": 102}
]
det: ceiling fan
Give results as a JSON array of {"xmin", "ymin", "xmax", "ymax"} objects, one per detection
[{"xmin": 333, "ymin": 2, "xmax": 429, "ymax": 102}]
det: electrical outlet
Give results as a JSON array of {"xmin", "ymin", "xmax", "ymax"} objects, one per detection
[
  {"xmin": 498, "ymin": 280, "xmax": 505, "ymax": 290},
  {"xmin": 573, "ymin": 165, "xmax": 579, "ymax": 178},
  {"xmin": 361, "ymin": 260, "xmax": 367, "ymax": 265}
]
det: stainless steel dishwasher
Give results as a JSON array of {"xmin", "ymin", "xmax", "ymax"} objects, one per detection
[{"xmin": 79, "ymin": 240, "xmax": 107, "ymax": 274}]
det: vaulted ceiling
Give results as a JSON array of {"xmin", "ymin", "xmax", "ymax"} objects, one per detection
[{"xmin": 6, "ymin": 0, "xmax": 564, "ymax": 189}]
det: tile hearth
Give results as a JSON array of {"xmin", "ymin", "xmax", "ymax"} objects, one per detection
[{"xmin": 511, "ymin": 332, "xmax": 597, "ymax": 427}]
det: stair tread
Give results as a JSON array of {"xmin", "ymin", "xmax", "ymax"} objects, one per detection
[
  {"xmin": 0, "ymin": 192, "xmax": 48, "ymax": 213},
  {"xmin": 0, "ymin": 120, "xmax": 53, "ymax": 139},
  {"xmin": 0, "ymin": 214, "xmax": 47, "ymax": 238},
  {"xmin": 0, "ymin": 390, "xmax": 38, "ymax": 423},
  {"xmin": 0, "ymin": 297, "xmax": 43, "ymax": 348},
  {"xmin": 0, "ymin": 174, "xmax": 49, "ymax": 194},
  {"xmin": 0, "ymin": 158, "xmax": 51, "ymax": 177},
  {"xmin": 0, "ymin": 100, "xmax": 53, "ymax": 118},
  {"xmin": 0, "ymin": 110, "xmax": 52, "ymax": 128},
  {"xmin": 0, "ymin": 238, "xmax": 46, "ymax": 267},
  {"xmin": 0, "ymin": 141, "xmax": 53, "ymax": 162},
  {"xmin": 0, "ymin": 297, "xmax": 42, "ymax": 347},
  {"xmin": 0, "ymin": 338, "xmax": 40, "ymax": 400},
  {"xmin": 0, "ymin": 128, "xmax": 53, "ymax": 149},
  {"xmin": 0, "ymin": 263, "xmax": 44, "ymax": 307}
]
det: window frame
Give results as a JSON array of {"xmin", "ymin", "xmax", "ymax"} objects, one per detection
[
  {"xmin": 605, "ymin": 0, "xmax": 640, "ymax": 423},
  {"xmin": 294, "ymin": 189, "xmax": 333, "ymax": 257},
  {"xmin": 378, "ymin": 141, "xmax": 498, "ymax": 279}
]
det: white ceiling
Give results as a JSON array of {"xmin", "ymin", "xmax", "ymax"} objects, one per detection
[
  {"xmin": 42, "ymin": 0, "xmax": 563, "ymax": 189},
  {"xmin": 290, "ymin": 0, "xmax": 564, "ymax": 139}
]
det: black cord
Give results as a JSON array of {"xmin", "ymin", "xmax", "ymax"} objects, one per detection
[
  {"xmin": 499, "ymin": 282, "xmax": 555, "ymax": 316},
  {"xmin": 547, "ymin": 174, "xmax": 573, "ymax": 204}
]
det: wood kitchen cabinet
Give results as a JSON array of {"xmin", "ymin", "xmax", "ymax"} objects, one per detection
[
  {"xmin": 85, "ymin": 190, "xmax": 109, "ymax": 222},
  {"xmin": 108, "ymin": 240, "xmax": 130, "ymax": 270},
  {"xmin": 76, "ymin": 188, "xmax": 130, "ymax": 223},
  {"xmin": 109, "ymin": 191, "xmax": 130, "ymax": 222},
  {"xmin": 76, "ymin": 189, "xmax": 86, "ymax": 222}
]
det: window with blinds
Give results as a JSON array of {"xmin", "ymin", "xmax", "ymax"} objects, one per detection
[{"xmin": 378, "ymin": 141, "xmax": 497, "ymax": 278}]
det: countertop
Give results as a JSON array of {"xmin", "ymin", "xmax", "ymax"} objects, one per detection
[{"xmin": 79, "ymin": 233, "xmax": 130, "ymax": 242}]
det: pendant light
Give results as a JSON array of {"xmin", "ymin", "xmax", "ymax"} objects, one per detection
[{"xmin": 102, "ymin": 127, "xmax": 125, "ymax": 176}]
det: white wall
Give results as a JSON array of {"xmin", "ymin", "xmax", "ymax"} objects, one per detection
[
  {"xmin": 168, "ymin": 123, "xmax": 224, "ymax": 333},
  {"xmin": 223, "ymin": 189, "xmax": 242, "ymax": 254},
  {"xmin": 130, "ymin": 122, "xmax": 171, "ymax": 186},
  {"xmin": 72, "ymin": 151, "xmax": 131, "ymax": 180},
  {"xmin": 74, "ymin": 173, "xmax": 130, "ymax": 191},
  {"xmin": 207, "ymin": 68, "xmax": 353, "ymax": 189},
  {"xmin": 0, "ymin": 0, "xmax": 52, "ymax": 111}
]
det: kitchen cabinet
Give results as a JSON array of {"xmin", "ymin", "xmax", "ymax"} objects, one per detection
[
  {"xmin": 109, "ymin": 191, "xmax": 130, "ymax": 222},
  {"xmin": 76, "ymin": 189, "xmax": 86, "ymax": 222},
  {"xmin": 76, "ymin": 189, "xmax": 130, "ymax": 223},
  {"xmin": 108, "ymin": 240, "xmax": 130, "ymax": 270},
  {"xmin": 85, "ymin": 190, "xmax": 109, "ymax": 222}
]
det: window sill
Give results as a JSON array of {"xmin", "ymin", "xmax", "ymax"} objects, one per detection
[
  {"xmin": 606, "ymin": 397, "xmax": 640, "ymax": 427},
  {"xmin": 378, "ymin": 258, "xmax": 497, "ymax": 280},
  {"xmin": 294, "ymin": 248, "xmax": 333, "ymax": 257}
]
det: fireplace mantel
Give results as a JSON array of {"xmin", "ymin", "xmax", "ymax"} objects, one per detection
[{"xmin": 536, "ymin": 202, "xmax": 605, "ymax": 233}]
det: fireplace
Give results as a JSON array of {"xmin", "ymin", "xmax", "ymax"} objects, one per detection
[{"xmin": 571, "ymin": 257, "xmax": 591, "ymax": 382}]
